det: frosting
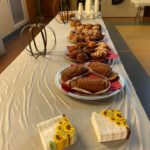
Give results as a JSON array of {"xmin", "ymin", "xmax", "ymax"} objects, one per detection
[{"xmin": 91, "ymin": 109, "xmax": 130, "ymax": 142}]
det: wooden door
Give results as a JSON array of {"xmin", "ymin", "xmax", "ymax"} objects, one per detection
[
  {"xmin": 40, "ymin": 0, "xmax": 54, "ymax": 17},
  {"xmin": 144, "ymin": 6, "xmax": 150, "ymax": 17},
  {"xmin": 26, "ymin": 0, "xmax": 37, "ymax": 22},
  {"xmin": 40, "ymin": 0, "xmax": 61, "ymax": 18}
]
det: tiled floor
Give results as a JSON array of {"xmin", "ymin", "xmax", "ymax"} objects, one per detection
[
  {"xmin": 103, "ymin": 18, "xmax": 150, "ymax": 119},
  {"xmin": 0, "ymin": 32, "xmax": 28, "ymax": 73},
  {"xmin": 116, "ymin": 25, "xmax": 150, "ymax": 76}
]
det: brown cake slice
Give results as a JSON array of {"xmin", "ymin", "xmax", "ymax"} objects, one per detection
[
  {"xmin": 88, "ymin": 62, "xmax": 118, "ymax": 81},
  {"xmin": 61, "ymin": 65, "xmax": 89, "ymax": 82},
  {"xmin": 70, "ymin": 76, "xmax": 110, "ymax": 93},
  {"xmin": 89, "ymin": 62, "xmax": 112, "ymax": 76}
]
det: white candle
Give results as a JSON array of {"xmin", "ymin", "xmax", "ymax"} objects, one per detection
[
  {"xmin": 78, "ymin": 3, "xmax": 83, "ymax": 15},
  {"xmin": 90, "ymin": 11, "xmax": 94, "ymax": 19},
  {"xmin": 78, "ymin": 3, "xmax": 83, "ymax": 19},
  {"xmin": 95, "ymin": 0, "xmax": 99, "ymax": 16},
  {"xmin": 85, "ymin": 0, "xmax": 92, "ymax": 16},
  {"xmin": 85, "ymin": 0, "xmax": 88, "ymax": 14}
]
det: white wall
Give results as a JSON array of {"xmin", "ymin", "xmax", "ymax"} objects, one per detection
[
  {"xmin": 0, "ymin": 0, "xmax": 29, "ymax": 38},
  {"xmin": 101, "ymin": 0, "xmax": 138, "ymax": 17}
]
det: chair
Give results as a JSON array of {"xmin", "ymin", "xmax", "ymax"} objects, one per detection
[{"xmin": 53, "ymin": 0, "xmax": 76, "ymax": 23}]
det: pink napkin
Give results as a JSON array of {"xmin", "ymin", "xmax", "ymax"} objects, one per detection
[
  {"xmin": 62, "ymin": 82, "xmax": 72, "ymax": 92},
  {"xmin": 107, "ymin": 50, "xmax": 119, "ymax": 59},
  {"xmin": 110, "ymin": 81, "xmax": 122, "ymax": 91}
]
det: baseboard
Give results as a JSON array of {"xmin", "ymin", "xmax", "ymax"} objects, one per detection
[
  {"xmin": 3, "ymin": 22, "xmax": 29, "ymax": 43},
  {"xmin": 0, "ymin": 50, "xmax": 6, "ymax": 56},
  {"xmin": 0, "ymin": 38, "xmax": 5, "ymax": 56}
]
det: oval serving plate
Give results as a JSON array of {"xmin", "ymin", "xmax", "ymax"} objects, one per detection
[{"xmin": 55, "ymin": 65, "xmax": 125, "ymax": 101}]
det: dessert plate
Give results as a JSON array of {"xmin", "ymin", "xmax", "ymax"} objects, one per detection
[
  {"xmin": 64, "ymin": 48, "xmax": 115, "ymax": 64},
  {"xmin": 55, "ymin": 66, "xmax": 125, "ymax": 101},
  {"xmin": 68, "ymin": 32, "xmax": 106, "ymax": 44}
]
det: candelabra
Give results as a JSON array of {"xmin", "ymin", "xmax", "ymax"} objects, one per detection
[{"xmin": 21, "ymin": 23, "xmax": 56, "ymax": 58}]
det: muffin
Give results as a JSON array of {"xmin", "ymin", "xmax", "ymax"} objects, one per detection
[
  {"xmin": 76, "ymin": 53, "xmax": 90, "ymax": 62},
  {"xmin": 68, "ymin": 50, "xmax": 81, "ymax": 59}
]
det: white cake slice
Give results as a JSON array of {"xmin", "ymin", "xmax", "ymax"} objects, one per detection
[
  {"xmin": 37, "ymin": 115, "xmax": 77, "ymax": 150},
  {"xmin": 91, "ymin": 109, "xmax": 130, "ymax": 142}
]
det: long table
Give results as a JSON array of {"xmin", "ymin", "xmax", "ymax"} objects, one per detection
[{"xmin": 0, "ymin": 16, "xmax": 150, "ymax": 150}]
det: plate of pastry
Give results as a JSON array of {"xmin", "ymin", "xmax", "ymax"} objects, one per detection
[
  {"xmin": 65, "ymin": 41, "xmax": 119, "ymax": 63},
  {"xmin": 55, "ymin": 62, "xmax": 125, "ymax": 100},
  {"xmin": 68, "ymin": 23, "xmax": 105, "ymax": 44}
]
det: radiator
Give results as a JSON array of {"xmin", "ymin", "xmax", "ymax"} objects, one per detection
[{"xmin": 8, "ymin": 0, "xmax": 25, "ymax": 27}]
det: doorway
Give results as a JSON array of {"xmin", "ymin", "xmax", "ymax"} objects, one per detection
[
  {"xmin": 144, "ymin": 6, "xmax": 150, "ymax": 17},
  {"xmin": 26, "ymin": 0, "xmax": 38, "ymax": 22}
]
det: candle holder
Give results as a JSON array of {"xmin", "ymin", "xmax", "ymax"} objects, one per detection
[{"xmin": 20, "ymin": 23, "xmax": 56, "ymax": 58}]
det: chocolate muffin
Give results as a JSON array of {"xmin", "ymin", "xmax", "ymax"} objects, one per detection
[{"xmin": 76, "ymin": 53, "xmax": 90, "ymax": 62}]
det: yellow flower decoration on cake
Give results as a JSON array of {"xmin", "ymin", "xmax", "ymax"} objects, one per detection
[
  {"xmin": 101, "ymin": 110, "xmax": 108, "ymax": 116},
  {"xmin": 62, "ymin": 123, "xmax": 75, "ymax": 133},
  {"xmin": 50, "ymin": 115, "xmax": 76, "ymax": 150},
  {"xmin": 101, "ymin": 110, "xmax": 112, "ymax": 117},
  {"xmin": 109, "ymin": 116, "xmax": 116, "ymax": 122},
  {"xmin": 56, "ymin": 124, "xmax": 63, "ymax": 132},
  {"xmin": 58, "ymin": 119, "xmax": 68, "ymax": 126},
  {"xmin": 101, "ymin": 109, "xmax": 129, "ymax": 128}
]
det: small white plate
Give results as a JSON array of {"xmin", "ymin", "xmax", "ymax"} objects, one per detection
[{"xmin": 55, "ymin": 66, "xmax": 125, "ymax": 101}]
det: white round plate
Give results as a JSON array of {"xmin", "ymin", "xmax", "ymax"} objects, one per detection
[{"xmin": 55, "ymin": 66, "xmax": 125, "ymax": 101}]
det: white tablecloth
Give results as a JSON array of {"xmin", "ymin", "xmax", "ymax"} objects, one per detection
[{"xmin": 0, "ymin": 16, "xmax": 150, "ymax": 150}]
